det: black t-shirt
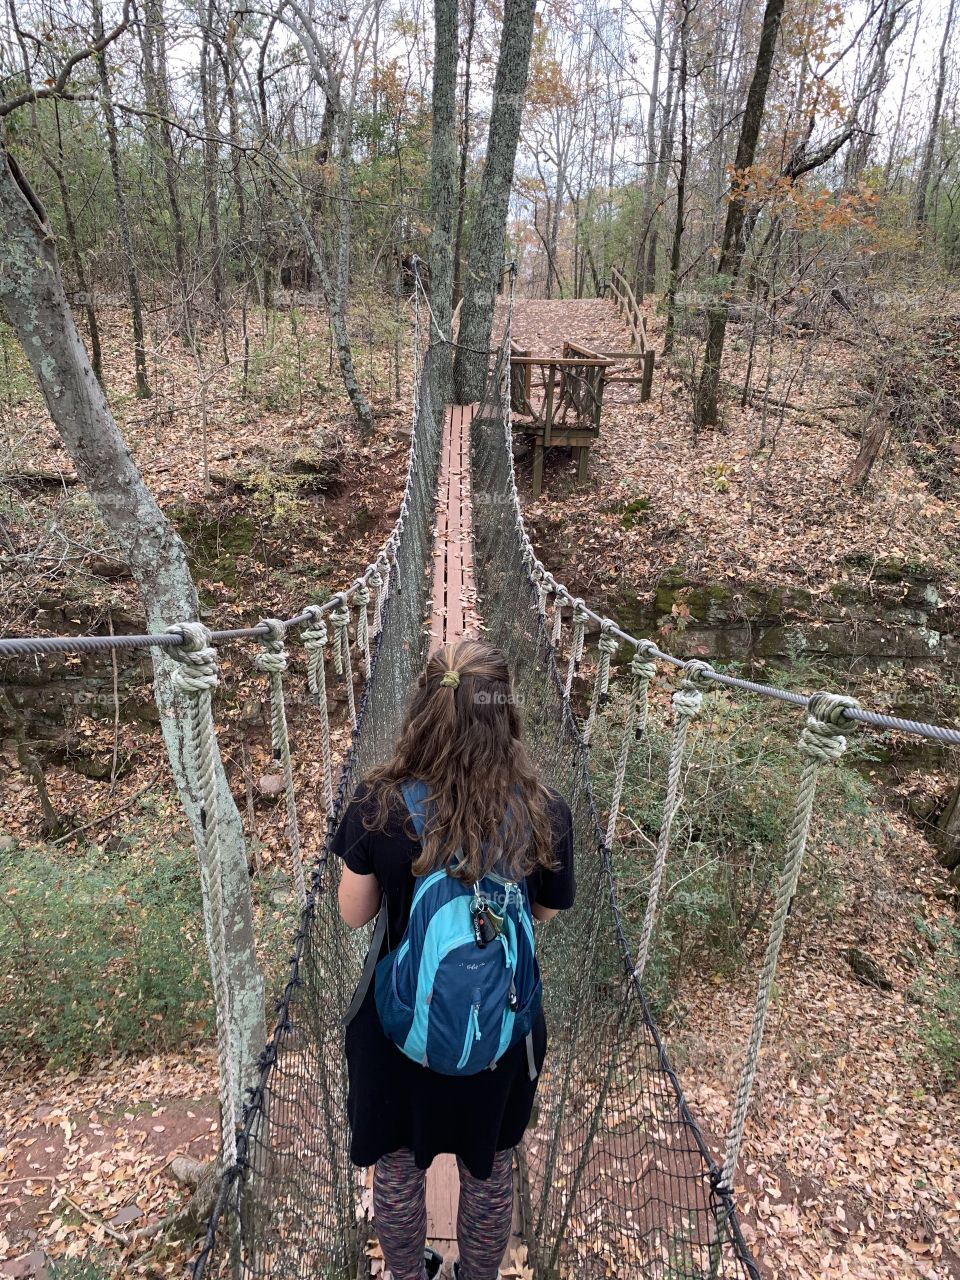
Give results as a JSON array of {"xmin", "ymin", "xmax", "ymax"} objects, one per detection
[
  {"xmin": 332, "ymin": 780, "xmax": 576, "ymax": 954},
  {"xmin": 331, "ymin": 777, "xmax": 576, "ymax": 1176}
]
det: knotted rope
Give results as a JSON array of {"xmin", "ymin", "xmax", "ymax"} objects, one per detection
[
  {"xmin": 166, "ymin": 621, "xmax": 237, "ymax": 1166},
  {"xmin": 604, "ymin": 642, "xmax": 659, "ymax": 851},
  {"xmin": 255, "ymin": 618, "xmax": 306, "ymax": 906},
  {"xmin": 549, "ymin": 588, "xmax": 566, "ymax": 648},
  {"xmin": 302, "ymin": 608, "xmax": 335, "ymax": 815},
  {"xmin": 584, "ymin": 623, "xmax": 618, "ymax": 746},
  {"xmin": 330, "ymin": 597, "xmax": 356, "ymax": 728},
  {"xmin": 718, "ymin": 691, "xmax": 859, "ymax": 1192},
  {"xmin": 633, "ymin": 659, "xmax": 714, "ymax": 983},
  {"xmin": 369, "ymin": 561, "xmax": 387, "ymax": 638},
  {"xmin": 354, "ymin": 584, "xmax": 372, "ymax": 676},
  {"xmin": 565, "ymin": 598, "xmax": 589, "ymax": 698}
]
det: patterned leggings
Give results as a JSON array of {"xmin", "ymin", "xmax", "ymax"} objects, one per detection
[{"xmin": 373, "ymin": 1148, "xmax": 514, "ymax": 1280}]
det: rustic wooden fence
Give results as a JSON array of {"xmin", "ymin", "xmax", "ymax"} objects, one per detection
[
  {"xmin": 509, "ymin": 343, "xmax": 612, "ymax": 495},
  {"xmin": 606, "ymin": 265, "xmax": 656, "ymax": 401}
]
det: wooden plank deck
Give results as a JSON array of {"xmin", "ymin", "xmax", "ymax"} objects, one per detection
[
  {"xmin": 364, "ymin": 402, "xmax": 524, "ymax": 1277},
  {"xmin": 428, "ymin": 403, "xmax": 479, "ymax": 648}
]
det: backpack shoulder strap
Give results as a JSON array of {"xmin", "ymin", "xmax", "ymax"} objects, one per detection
[
  {"xmin": 400, "ymin": 777, "xmax": 430, "ymax": 839},
  {"xmin": 344, "ymin": 780, "xmax": 429, "ymax": 1026},
  {"xmin": 342, "ymin": 904, "xmax": 388, "ymax": 1027}
]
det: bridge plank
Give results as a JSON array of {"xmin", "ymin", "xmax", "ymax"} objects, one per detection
[{"xmin": 367, "ymin": 401, "xmax": 522, "ymax": 1276}]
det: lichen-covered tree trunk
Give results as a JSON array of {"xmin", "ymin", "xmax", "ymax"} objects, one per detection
[
  {"xmin": 692, "ymin": 0, "xmax": 785, "ymax": 430},
  {"xmin": 0, "ymin": 148, "xmax": 265, "ymax": 1114},
  {"xmin": 452, "ymin": 0, "xmax": 536, "ymax": 403},
  {"xmin": 429, "ymin": 0, "xmax": 458, "ymax": 393}
]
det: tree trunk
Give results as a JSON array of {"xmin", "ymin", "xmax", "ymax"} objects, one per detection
[
  {"xmin": 91, "ymin": 0, "xmax": 151, "ymax": 399},
  {"xmin": 0, "ymin": 149, "xmax": 265, "ymax": 1117},
  {"xmin": 139, "ymin": 0, "xmax": 190, "ymax": 324},
  {"xmin": 453, "ymin": 0, "xmax": 537, "ymax": 403},
  {"xmin": 693, "ymin": 0, "xmax": 786, "ymax": 430},
  {"xmin": 199, "ymin": 7, "xmax": 227, "ymax": 359},
  {"xmin": 43, "ymin": 109, "xmax": 104, "ymax": 386},
  {"xmin": 429, "ymin": 0, "xmax": 458, "ymax": 390},
  {"xmin": 453, "ymin": 0, "xmax": 477, "ymax": 310},
  {"xmin": 914, "ymin": 0, "xmax": 956, "ymax": 229},
  {"xmin": 635, "ymin": 0, "xmax": 668, "ymax": 299},
  {"xmin": 936, "ymin": 781, "xmax": 960, "ymax": 874},
  {"xmin": 642, "ymin": 26, "xmax": 679, "ymax": 298},
  {"xmin": 662, "ymin": 3, "xmax": 689, "ymax": 357}
]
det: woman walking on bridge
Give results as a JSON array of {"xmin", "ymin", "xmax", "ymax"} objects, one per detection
[{"xmin": 334, "ymin": 638, "xmax": 575, "ymax": 1280}]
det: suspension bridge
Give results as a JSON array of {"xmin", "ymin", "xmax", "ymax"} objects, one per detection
[{"xmin": 2, "ymin": 270, "xmax": 959, "ymax": 1280}]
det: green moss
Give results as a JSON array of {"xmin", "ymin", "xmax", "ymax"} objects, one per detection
[
  {"xmin": 172, "ymin": 508, "xmax": 260, "ymax": 589},
  {"xmin": 618, "ymin": 496, "xmax": 652, "ymax": 530}
]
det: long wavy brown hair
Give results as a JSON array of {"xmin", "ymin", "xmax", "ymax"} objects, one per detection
[{"xmin": 362, "ymin": 639, "xmax": 555, "ymax": 881}]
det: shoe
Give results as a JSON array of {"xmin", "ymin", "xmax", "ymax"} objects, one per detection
[{"xmin": 424, "ymin": 1246, "xmax": 444, "ymax": 1279}]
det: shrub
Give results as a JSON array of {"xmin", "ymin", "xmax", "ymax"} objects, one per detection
[
  {"xmin": 589, "ymin": 681, "xmax": 880, "ymax": 1013},
  {"xmin": 0, "ymin": 840, "xmax": 212, "ymax": 1067},
  {"xmin": 913, "ymin": 916, "xmax": 960, "ymax": 1085}
]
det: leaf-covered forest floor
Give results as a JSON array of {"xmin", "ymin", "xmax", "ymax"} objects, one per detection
[
  {"xmin": 0, "ymin": 297, "xmax": 412, "ymax": 1275},
  {"xmin": 1, "ymin": 290, "xmax": 959, "ymax": 1277}
]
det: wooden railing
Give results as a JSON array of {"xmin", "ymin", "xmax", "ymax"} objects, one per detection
[
  {"xmin": 607, "ymin": 266, "xmax": 656, "ymax": 402},
  {"xmin": 509, "ymin": 343, "xmax": 612, "ymax": 495}
]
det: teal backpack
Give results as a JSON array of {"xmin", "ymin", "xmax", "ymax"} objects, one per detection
[{"xmin": 345, "ymin": 780, "xmax": 542, "ymax": 1078}]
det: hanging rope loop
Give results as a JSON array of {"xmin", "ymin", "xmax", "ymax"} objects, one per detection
[
  {"xmin": 584, "ymin": 622, "xmax": 618, "ymax": 744},
  {"xmin": 564, "ymin": 597, "xmax": 589, "ymax": 697},
  {"xmin": 301, "ymin": 606, "xmax": 329, "ymax": 685},
  {"xmin": 368, "ymin": 565, "xmax": 385, "ymax": 636},
  {"xmin": 629, "ymin": 642, "xmax": 659, "ymax": 741},
  {"xmin": 254, "ymin": 617, "xmax": 288, "ymax": 675},
  {"xmin": 330, "ymin": 595, "xmax": 350, "ymax": 676},
  {"xmin": 630, "ymin": 642, "xmax": 658, "ymax": 684},
  {"xmin": 329, "ymin": 593, "xmax": 357, "ymax": 728},
  {"xmin": 164, "ymin": 619, "xmax": 237, "ymax": 1166},
  {"xmin": 716, "ymin": 688, "xmax": 861, "ymax": 1204},
  {"xmin": 300, "ymin": 607, "xmax": 334, "ymax": 814},
  {"xmin": 354, "ymin": 583, "xmax": 372, "ymax": 673}
]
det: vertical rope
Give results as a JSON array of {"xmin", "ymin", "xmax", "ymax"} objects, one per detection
[
  {"xmin": 370, "ymin": 559, "xmax": 388, "ymax": 637},
  {"xmin": 166, "ymin": 622, "xmax": 237, "ymax": 1166},
  {"xmin": 584, "ymin": 623, "xmax": 618, "ymax": 745},
  {"xmin": 330, "ymin": 597, "xmax": 356, "ymax": 728},
  {"xmin": 565, "ymin": 598, "xmax": 588, "ymax": 697},
  {"xmin": 534, "ymin": 563, "xmax": 549, "ymax": 616},
  {"xmin": 604, "ymin": 643, "xmax": 659, "ymax": 851},
  {"xmin": 412, "ymin": 267, "xmax": 422, "ymax": 418},
  {"xmin": 549, "ymin": 590, "xmax": 565, "ymax": 648},
  {"xmin": 633, "ymin": 659, "xmax": 714, "ymax": 983},
  {"xmin": 354, "ymin": 583, "xmax": 371, "ymax": 676},
  {"xmin": 301, "ymin": 608, "xmax": 335, "ymax": 815},
  {"xmin": 719, "ymin": 691, "xmax": 859, "ymax": 1190},
  {"xmin": 256, "ymin": 618, "xmax": 306, "ymax": 906}
]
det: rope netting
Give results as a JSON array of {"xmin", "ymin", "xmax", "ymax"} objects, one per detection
[
  {"xmin": 470, "ymin": 333, "xmax": 758, "ymax": 1280},
  {"xmin": 192, "ymin": 335, "xmax": 443, "ymax": 1279}
]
